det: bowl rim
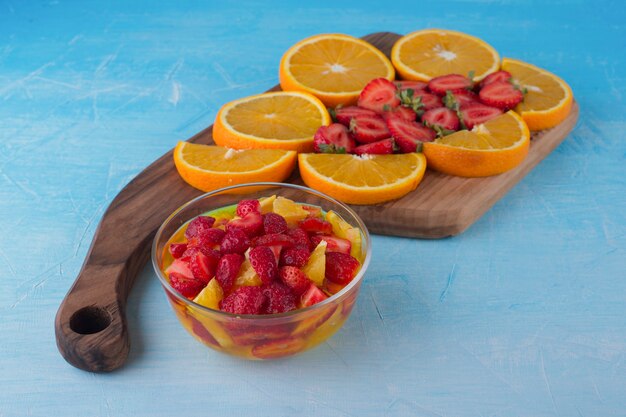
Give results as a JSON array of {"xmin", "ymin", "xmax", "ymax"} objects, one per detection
[{"xmin": 151, "ymin": 182, "xmax": 372, "ymax": 321}]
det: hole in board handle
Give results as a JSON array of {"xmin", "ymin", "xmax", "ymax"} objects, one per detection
[{"xmin": 69, "ymin": 306, "xmax": 112, "ymax": 335}]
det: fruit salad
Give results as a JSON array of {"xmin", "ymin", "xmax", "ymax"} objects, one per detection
[{"xmin": 158, "ymin": 194, "xmax": 366, "ymax": 359}]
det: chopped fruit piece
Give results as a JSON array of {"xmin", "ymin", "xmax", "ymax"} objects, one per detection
[
  {"xmin": 263, "ymin": 212, "xmax": 288, "ymax": 235},
  {"xmin": 443, "ymin": 90, "xmax": 479, "ymax": 110},
  {"xmin": 285, "ymin": 227, "xmax": 311, "ymax": 250},
  {"xmin": 349, "ymin": 113, "xmax": 390, "ymax": 143},
  {"xmin": 166, "ymin": 258, "xmax": 195, "ymax": 281},
  {"xmin": 478, "ymin": 80, "xmax": 524, "ymax": 110},
  {"xmin": 268, "ymin": 245, "xmax": 282, "ymax": 264},
  {"xmin": 397, "ymin": 88, "xmax": 441, "ymax": 116},
  {"xmin": 273, "ymin": 196, "xmax": 309, "ymax": 225},
  {"xmin": 220, "ymin": 286, "xmax": 266, "ymax": 315},
  {"xmin": 382, "ymin": 106, "xmax": 416, "ymax": 122},
  {"xmin": 189, "ymin": 250, "xmax": 218, "ymax": 284},
  {"xmin": 227, "ymin": 211, "xmax": 263, "ymax": 237},
  {"xmin": 421, "ymin": 107, "xmax": 460, "ymax": 133},
  {"xmin": 215, "ymin": 253, "xmax": 244, "ymax": 293},
  {"xmin": 279, "ymin": 266, "xmax": 311, "ymax": 295},
  {"xmin": 395, "ymin": 80, "xmax": 428, "ymax": 92},
  {"xmin": 301, "ymin": 240, "xmax": 327, "ymax": 286},
  {"xmin": 258, "ymin": 195, "xmax": 276, "ymax": 213},
  {"xmin": 252, "ymin": 233, "xmax": 295, "ymax": 248},
  {"xmin": 310, "ymin": 235, "xmax": 351, "ymax": 254},
  {"xmin": 252, "ymin": 337, "xmax": 306, "ymax": 359},
  {"xmin": 169, "ymin": 272, "xmax": 205, "ymax": 299},
  {"xmin": 427, "ymin": 74, "xmax": 472, "ymax": 96},
  {"xmin": 299, "ymin": 218, "xmax": 332, "ymax": 235},
  {"xmin": 279, "ymin": 247, "xmax": 311, "ymax": 268},
  {"xmin": 301, "ymin": 284, "xmax": 329, "ymax": 307},
  {"xmin": 190, "ymin": 316, "xmax": 219, "ymax": 347},
  {"xmin": 415, "ymin": 92, "xmax": 443, "ymax": 112},
  {"xmin": 479, "ymin": 70, "xmax": 512, "ymax": 89},
  {"xmin": 326, "ymin": 210, "xmax": 362, "ymax": 259},
  {"xmin": 301, "ymin": 205, "xmax": 322, "ymax": 219},
  {"xmin": 386, "ymin": 114, "xmax": 436, "ymax": 152},
  {"xmin": 460, "ymin": 104, "xmax": 503, "ymax": 129},
  {"xmin": 193, "ymin": 278, "xmax": 224, "ymax": 310},
  {"xmin": 190, "ymin": 228, "xmax": 226, "ymax": 247},
  {"xmin": 262, "ymin": 282, "xmax": 297, "ymax": 314},
  {"xmin": 185, "ymin": 216, "xmax": 216, "ymax": 239},
  {"xmin": 236, "ymin": 199, "xmax": 261, "ymax": 217},
  {"xmin": 334, "ymin": 106, "xmax": 378, "ymax": 126},
  {"xmin": 169, "ymin": 243, "xmax": 187, "ymax": 259},
  {"xmin": 249, "ymin": 246, "xmax": 278, "ymax": 284},
  {"xmin": 325, "ymin": 252, "xmax": 361, "ymax": 284},
  {"xmin": 313, "ymin": 123, "xmax": 355, "ymax": 154},
  {"xmin": 324, "ymin": 279, "xmax": 345, "ymax": 295},
  {"xmin": 235, "ymin": 259, "xmax": 262, "ymax": 287},
  {"xmin": 354, "ymin": 138, "xmax": 395, "ymax": 155},
  {"xmin": 220, "ymin": 228, "xmax": 250, "ymax": 255},
  {"xmin": 358, "ymin": 78, "xmax": 400, "ymax": 113}
]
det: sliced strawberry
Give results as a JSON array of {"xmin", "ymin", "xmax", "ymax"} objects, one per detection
[
  {"xmin": 219, "ymin": 286, "xmax": 266, "ymax": 315},
  {"xmin": 416, "ymin": 92, "xmax": 443, "ymax": 111},
  {"xmin": 215, "ymin": 253, "xmax": 244, "ymax": 293},
  {"xmin": 251, "ymin": 233, "xmax": 295, "ymax": 248},
  {"xmin": 313, "ymin": 123, "xmax": 355, "ymax": 154},
  {"xmin": 190, "ymin": 316, "xmax": 219, "ymax": 347},
  {"xmin": 252, "ymin": 337, "xmax": 306, "ymax": 359},
  {"xmin": 310, "ymin": 235, "xmax": 351, "ymax": 254},
  {"xmin": 478, "ymin": 81, "xmax": 523, "ymax": 110},
  {"xmin": 395, "ymin": 80, "xmax": 428, "ymax": 93},
  {"xmin": 263, "ymin": 212, "xmax": 288, "ymax": 235},
  {"xmin": 279, "ymin": 247, "xmax": 311, "ymax": 268},
  {"xmin": 285, "ymin": 227, "xmax": 310, "ymax": 251},
  {"xmin": 300, "ymin": 283, "xmax": 329, "ymax": 307},
  {"xmin": 301, "ymin": 205, "xmax": 322, "ymax": 219},
  {"xmin": 428, "ymin": 74, "xmax": 472, "ymax": 96},
  {"xmin": 190, "ymin": 227, "xmax": 226, "ymax": 248},
  {"xmin": 382, "ymin": 106, "xmax": 416, "ymax": 122},
  {"xmin": 184, "ymin": 216, "xmax": 216, "ymax": 240},
  {"xmin": 422, "ymin": 107, "xmax": 460, "ymax": 132},
  {"xmin": 325, "ymin": 252, "xmax": 360, "ymax": 285},
  {"xmin": 299, "ymin": 218, "xmax": 332, "ymax": 235},
  {"xmin": 165, "ymin": 258, "xmax": 195, "ymax": 281},
  {"xmin": 249, "ymin": 246, "xmax": 278, "ymax": 284},
  {"xmin": 334, "ymin": 106, "xmax": 378, "ymax": 126},
  {"xmin": 236, "ymin": 199, "xmax": 260, "ymax": 217},
  {"xmin": 227, "ymin": 211, "xmax": 263, "ymax": 237},
  {"xmin": 443, "ymin": 90, "xmax": 479, "ymax": 110},
  {"xmin": 357, "ymin": 78, "xmax": 400, "ymax": 113},
  {"xmin": 479, "ymin": 70, "xmax": 512, "ymax": 89},
  {"xmin": 169, "ymin": 243, "xmax": 187, "ymax": 259},
  {"xmin": 220, "ymin": 228, "xmax": 250, "ymax": 255},
  {"xmin": 189, "ymin": 250, "xmax": 218, "ymax": 284},
  {"xmin": 268, "ymin": 245, "xmax": 282, "ymax": 264},
  {"xmin": 386, "ymin": 114, "xmax": 436, "ymax": 153},
  {"xmin": 460, "ymin": 104, "xmax": 503, "ymax": 129},
  {"xmin": 353, "ymin": 138, "xmax": 395, "ymax": 155},
  {"xmin": 279, "ymin": 266, "xmax": 311, "ymax": 296},
  {"xmin": 397, "ymin": 89, "xmax": 442, "ymax": 116},
  {"xmin": 262, "ymin": 282, "xmax": 297, "ymax": 314},
  {"xmin": 169, "ymin": 272, "xmax": 205, "ymax": 299},
  {"xmin": 349, "ymin": 113, "xmax": 390, "ymax": 143}
]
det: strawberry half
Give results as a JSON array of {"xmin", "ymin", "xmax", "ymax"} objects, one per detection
[
  {"xmin": 398, "ymin": 89, "xmax": 442, "ymax": 116},
  {"xmin": 251, "ymin": 233, "xmax": 295, "ymax": 248},
  {"xmin": 479, "ymin": 70, "xmax": 512, "ymax": 89},
  {"xmin": 185, "ymin": 216, "xmax": 216, "ymax": 240},
  {"xmin": 279, "ymin": 247, "xmax": 311, "ymax": 268},
  {"xmin": 313, "ymin": 123, "xmax": 355, "ymax": 154},
  {"xmin": 386, "ymin": 114, "xmax": 436, "ymax": 153},
  {"xmin": 334, "ymin": 106, "xmax": 377, "ymax": 126},
  {"xmin": 262, "ymin": 282, "xmax": 297, "ymax": 314},
  {"xmin": 263, "ymin": 212, "xmax": 288, "ymax": 235},
  {"xmin": 428, "ymin": 74, "xmax": 472, "ymax": 96},
  {"xmin": 300, "ymin": 283, "xmax": 329, "ymax": 308},
  {"xmin": 169, "ymin": 273, "xmax": 205, "ymax": 299},
  {"xmin": 299, "ymin": 218, "xmax": 332, "ymax": 234},
  {"xmin": 443, "ymin": 90, "xmax": 479, "ymax": 110},
  {"xmin": 236, "ymin": 199, "xmax": 260, "ymax": 217},
  {"xmin": 357, "ymin": 78, "xmax": 400, "ymax": 113},
  {"xmin": 478, "ymin": 81, "xmax": 524, "ymax": 110},
  {"xmin": 169, "ymin": 243, "xmax": 187, "ymax": 259},
  {"xmin": 279, "ymin": 266, "xmax": 311, "ymax": 296},
  {"xmin": 460, "ymin": 104, "xmax": 503, "ymax": 129},
  {"xmin": 220, "ymin": 286, "xmax": 266, "ymax": 315},
  {"xmin": 310, "ymin": 235, "xmax": 351, "ymax": 254},
  {"xmin": 189, "ymin": 250, "xmax": 219, "ymax": 284},
  {"xmin": 382, "ymin": 106, "xmax": 416, "ymax": 122},
  {"xmin": 353, "ymin": 138, "xmax": 395, "ymax": 155},
  {"xmin": 422, "ymin": 107, "xmax": 460, "ymax": 133},
  {"xmin": 215, "ymin": 253, "xmax": 244, "ymax": 293},
  {"xmin": 249, "ymin": 246, "xmax": 278, "ymax": 284},
  {"xmin": 395, "ymin": 80, "xmax": 428, "ymax": 93},
  {"xmin": 325, "ymin": 252, "xmax": 361, "ymax": 285},
  {"xmin": 227, "ymin": 211, "xmax": 263, "ymax": 237},
  {"xmin": 349, "ymin": 113, "xmax": 390, "ymax": 143}
]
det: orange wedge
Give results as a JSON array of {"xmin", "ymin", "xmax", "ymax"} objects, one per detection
[
  {"xmin": 391, "ymin": 29, "xmax": 500, "ymax": 82},
  {"xmin": 298, "ymin": 153, "xmax": 426, "ymax": 205},
  {"xmin": 173, "ymin": 142, "xmax": 297, "ymax": 192},
  {"xmin": 422, "ymin": 111, "xmax": 530, "ymax": 177},
  {"xmin": 213, "ymin": 91, "xmax": 330, "ymax": 153},
  {"xmin": 279, "ymin": 33, "xmax": 395, "ymax": 107},
  {"xmin": 502, "ymin": 58, "xmax": 573, "ymax": 130}
]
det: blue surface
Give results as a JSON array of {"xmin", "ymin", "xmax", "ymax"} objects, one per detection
[{"xmin": 1, "ymin": 1, "xmax": 625, "ymax": 416}]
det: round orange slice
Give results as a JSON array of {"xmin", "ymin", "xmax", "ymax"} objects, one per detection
[
  {"xmin": 422, "ymin": 111, "xmax": 530, "ymax": 177},
  {"xmin": 502, "ymin": 58, "xmax": 573, "ymax": 131},
  {"xmin": 279, "ymin": 33, "xmax": 395, "ymax": 107},
  {"xmin": 298, "ymin": 153, "xmax": 426, "ymax": 205},
  {"xmin": 173, "ymin": 142, "xmax": 297, "ymax": 192},
  {"xmin": 212, "ymin": 91, "xmax": 330, "ymax": 153},
  {"xmin": 391, "ymin": 29, "xmax": 500, "ymax": 82}
]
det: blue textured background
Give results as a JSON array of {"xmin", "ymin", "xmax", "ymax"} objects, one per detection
[{"xmin": 1, "ymin": 1, "xmax": 625, "ymax": 416}]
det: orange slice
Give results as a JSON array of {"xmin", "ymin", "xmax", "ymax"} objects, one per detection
[
  {"xmin": 298, "ymin": 153, "xmax": 426, "ymax": 205},
  {"xmin": 212, "ymin": 91, "xmax": 330, "ymax": 153},
  {"xmin": 391, "ymin": 29, "xmax": 500, "ymax": 82},
  {"xmin": 279, "ymin": 33, "xmax": 395, "ymax": 107},
  {"xmin": 173, "ymin": 142, "xmax": 297, "ymax": 192},
  {"xmin": 502, "ymin": 58, "xmax": 573, "ymax": 130},
  {"xmin": 422, "ymin": 111, "xmax": 530, "ymax": 177}
]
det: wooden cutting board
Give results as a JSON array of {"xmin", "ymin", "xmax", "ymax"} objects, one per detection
[{"xmin": 55, "ymin": 31, "xmax": 579, "ymax": 372}]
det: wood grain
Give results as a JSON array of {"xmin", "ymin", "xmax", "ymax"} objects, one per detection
[{"xmin": 55, "ymin": 31, "xmax": 578, "ymax": 372}]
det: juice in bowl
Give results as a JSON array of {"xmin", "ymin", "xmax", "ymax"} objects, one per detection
[{"xmin": 151, "ymin": 183, "xmax": 371, "ymax": 360}]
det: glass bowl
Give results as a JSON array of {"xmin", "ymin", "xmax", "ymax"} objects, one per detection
[{"xmin": 151, "ymin": 182, "xmax": 371, "ymax": 360}]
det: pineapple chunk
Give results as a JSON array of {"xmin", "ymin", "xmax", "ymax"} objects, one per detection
[
  {"xmin": 193, "ymin": 278, "xmax": 223, "ymax": 310},
  {"xmin": 273, "ymin": 196, "xmax": 308, "ymax": 225},
  {"xmin": 302, "ymin": 240, "xmax": 327, "ymax": 286},
  {"xmin": 326, "ymin": 210, "xmax": 362, "ymax": 260}
]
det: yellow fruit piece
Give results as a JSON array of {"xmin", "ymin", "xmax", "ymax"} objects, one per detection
[
  {"xmin": 298, "ymin": 153, "xmax": 427, "ymax": 205},
  {"xmin": 501, "ymin": 58, "xmax": 573, "ymax": 131},
  {"xmin": 258, "ymin": 195, "xmax": 277, "ymax": 214},
  {"xmin": 273, "ymin": 196, "xmax": 309, "ymax": 225},
  {"xmin": 173, "ymin": 142, "xmax": 297, "ymax": 192},
  {"xmin": 326, "ymin": 210, "xmax": 362, "ymax": 260},
  {"xmin": 302, "ymin": 240, "xmax": 327, "ymax": 286},
  {"xmin": 193, "ymin": 278, "xmax": 223, "ymax": 310},
  {"xmin": 235, "ymin": 259, "xmax": 262, "ymax": 287},
  {"xmin": 391, "ymin": 29, "xmax": 500, "ymax": 82},
  {"xmin": 212, "ymin": 91, "xmax": 331, "ymax": 153},
  {"xmin": 423, "ymin": 111, "xmax": 530, "ymax": 177},
  {"xmin": 187, "ymin": 310, "xmax": 234, "ymax": 348},
  {"xmin": 279, "ymin": 33, "xmax": 395, "ymax": 107}
]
